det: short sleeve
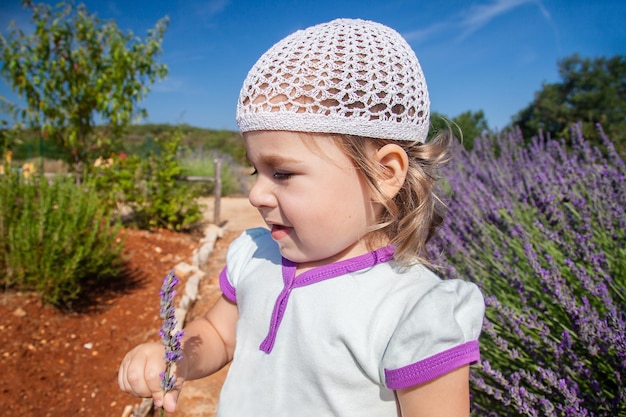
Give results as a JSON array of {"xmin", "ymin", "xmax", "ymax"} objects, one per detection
[
  {"xmin": 382, "ymin": 279, "xmax": 484, "ymax": 389},
  {"xmin": 218, "ymin": 227, "xmax": 274, "ymax": 304}
]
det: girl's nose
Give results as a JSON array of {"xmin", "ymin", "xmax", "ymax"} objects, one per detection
[{"xmin": 248, "ymin": 176, "xmax": 276, "ymax": 209}]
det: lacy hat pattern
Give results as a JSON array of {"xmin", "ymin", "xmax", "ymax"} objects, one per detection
[{"xmin": 236, "ymin": 18, "xmax": 430, "ymax": 142}]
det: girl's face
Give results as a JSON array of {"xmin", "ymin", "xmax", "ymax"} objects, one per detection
[{"xmin": 245, "ymin": 131, "xmax": 378, "ymax": 271}]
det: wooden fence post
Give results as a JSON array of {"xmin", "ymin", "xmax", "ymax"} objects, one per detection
[{"xmin": 213, "ymin": 158, "xmax": 222, "ymax": 225}]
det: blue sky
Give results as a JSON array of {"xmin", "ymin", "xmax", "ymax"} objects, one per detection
[{"xmin": 1, "ymin": 0, "xmax": 624, "ymax": 131}]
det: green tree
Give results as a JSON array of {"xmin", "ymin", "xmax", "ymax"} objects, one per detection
[
  {"xmin": 0, "ymin": 1, "xmax": 169, "ymax": 178},
  {"xmin": 430, "ymin": 110, "xmax": 490, "ymax": 150},
  {"xmin": 451, "ymin": 110, "xmax": 489, "ymax": 150},
  {"xmin": 513, "ymin": 54, "xmax": 626, "ymax": 153},
  {"xmin": 0, "ymin": 121, "xmax": 10, "ymax": 156}
]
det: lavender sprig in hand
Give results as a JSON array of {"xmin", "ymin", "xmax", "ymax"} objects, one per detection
[{"xmin": 158, "ymin": 269, "xmax": 184, "ymax": 415}]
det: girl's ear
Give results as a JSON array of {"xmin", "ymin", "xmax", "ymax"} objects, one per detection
[{"xmin": 374, "ymin": 143, "xmax": 409, "ymax": 200}]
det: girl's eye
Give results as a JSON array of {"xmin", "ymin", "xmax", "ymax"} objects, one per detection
[
  {"xmin": 273, "ymin": 172, "xmax": 293, "ymax": 180},
  {"xmin": 250, "ymin": 168, "xmax": 258, "ymax": 176}
]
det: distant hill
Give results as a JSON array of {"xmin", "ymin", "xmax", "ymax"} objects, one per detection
[{"xmin": 6, "ymin": 123, "xmax": 246, "ymax": 164}]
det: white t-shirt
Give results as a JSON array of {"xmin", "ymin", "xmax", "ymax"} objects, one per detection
[{"xmin": 217, "ymin": 228, "xmax": 484, "ymax": 416}]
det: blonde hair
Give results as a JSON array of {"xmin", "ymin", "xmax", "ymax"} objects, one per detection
[{"xmin": 333, "ymin": 131, "xmax": 453, "ymax": 267}]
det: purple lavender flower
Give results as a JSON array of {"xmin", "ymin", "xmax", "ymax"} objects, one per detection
[
  {"xmin": 158, "ymin": 269, "xmax": 184, "ymax": 414},
  {"xmin": 428, "ymin": 124, "xmax": 625, "ymax": 416}
]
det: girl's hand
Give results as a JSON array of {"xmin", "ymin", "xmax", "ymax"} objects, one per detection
[
  {"xmin": 118, "ymin": 341, "xmax": 188, "ymax": 413},
  {"xmin": 118, "ymin": 296, "xmax": 238, "ymax": 412}
]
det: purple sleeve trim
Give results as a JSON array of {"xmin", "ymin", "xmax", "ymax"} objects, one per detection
[
  {"xmin": 219, "ymin": 267, "xmax": 237, "ymax": 303},
  {"xmin": 384, "ymin": 340, "xmax": 480, "ymax": 390}
]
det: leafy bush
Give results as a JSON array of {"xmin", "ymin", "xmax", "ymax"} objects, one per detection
[
  {"xmin": 137, "ymin": 130, "xmax": 204, "ymax": 230},
  {"xmin": 87, "ymin": 152, "xmax": 144, "ymax": 216},
  {"xmin": 88, "ymin": 128, "xmax": 203, "ymax": 231},
  {"xmin": 429, "ymin": 124, "xmax": 625, "ymax": 416},
  {"xmin": 0, "ymin": 172, "xmax": 123, "ymax": 307}
]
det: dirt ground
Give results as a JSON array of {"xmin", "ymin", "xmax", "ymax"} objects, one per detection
[{"xmin": 0, "ymin": 197, "xmax": 264, "ymax": 417}]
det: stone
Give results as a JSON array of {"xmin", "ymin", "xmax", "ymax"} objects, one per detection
[{"xmin": 174, "ymin": 261, "xmax": 197, "ymax": 280}]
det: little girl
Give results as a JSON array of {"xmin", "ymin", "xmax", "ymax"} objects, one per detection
[{"xmin": 119, "ymin": 18, "xmax": 485, "ymax": 416}]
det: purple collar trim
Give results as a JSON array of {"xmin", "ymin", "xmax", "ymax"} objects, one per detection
[{"xmin": 259, "ymin": 245, "xmax": 395, "ymax": 353}]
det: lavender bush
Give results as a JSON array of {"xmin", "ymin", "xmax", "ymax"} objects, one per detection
[
  {"xmin": 429, "ymin": 124, "xmax": 625, "ymax": 416},
  {"xmin": 0, "ymin": 171, "xmax": 123, "ymax": 306}
]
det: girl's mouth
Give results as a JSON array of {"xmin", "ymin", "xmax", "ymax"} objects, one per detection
[{"xmin": 270, "ymin": 224, "xmax": 291, "ymax": 240}]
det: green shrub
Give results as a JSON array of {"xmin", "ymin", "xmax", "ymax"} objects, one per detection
[
  {"xmin": 137, "ymin": 130, "xmax": 203, "ymax": 230},
  {"xmin": 88, "ymin": 128, "xmax": 204, "ymax": 231},
  {"xmin": 0, "ymin": 173, "xmax": 123, "ymax": 307}
]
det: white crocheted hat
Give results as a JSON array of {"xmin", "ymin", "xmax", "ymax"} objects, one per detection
[{"xmin": 236, "ymin": 18, "xmax": 430, "ymax": 142}]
